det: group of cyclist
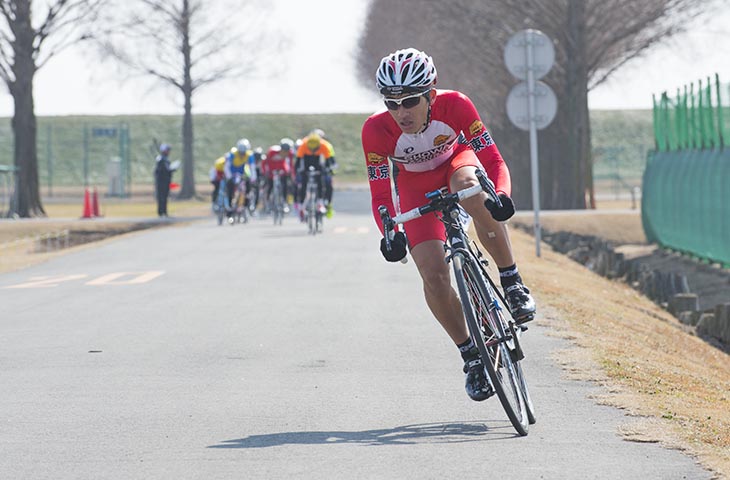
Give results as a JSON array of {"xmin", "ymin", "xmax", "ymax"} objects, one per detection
[{"xmin": 209, "ymin": 129, "xmax": 337, "ymax": 220}]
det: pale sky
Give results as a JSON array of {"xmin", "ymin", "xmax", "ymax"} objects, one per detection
[{"xmin": 0, "ymin": 0, "xmax": 728, "ymax": 116}]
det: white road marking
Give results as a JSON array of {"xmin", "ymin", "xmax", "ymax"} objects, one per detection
[
  {"xmin": 332, "ymin": 226, "xmax": 371, "ymax": 234},
  {"xmin": 3, "ymin": 271, "xmax": 166, "ymax": 288},
  {"xmin": 86, "ymin": 271, "xmax": 165, "ymax": 285},
  {"xmin": 3, "ymin": 274, "xmax": 88, "ymax": 289}
]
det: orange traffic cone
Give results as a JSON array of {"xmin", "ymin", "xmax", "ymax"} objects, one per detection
[
  {"xmin": 92, "ymin": 187, "xmax": 101, "ymax": 217},
  {"xmin": 81, "ymin": 188, "xmax": 93, "ymax": 218}
]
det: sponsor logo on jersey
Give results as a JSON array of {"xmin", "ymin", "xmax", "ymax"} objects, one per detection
[
  {"xmin": 367, "ymin": 152, "xmax": 386, "ymax": 164},
  {"xmin": 469, "ymin": 120, "xmax": 485, "ymax": 136},
  {"xmin": 391, "ymin": 140, "xmax": 455, "ymax": 164},
  {"xmin": 433, "ymin": 134, "xmax": 450, "ymax": 147}
]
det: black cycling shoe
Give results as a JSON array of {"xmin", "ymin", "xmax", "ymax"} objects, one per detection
[
  {"xmin": 504, "ymin": 283, "xmax": 536, "ymax": 324},
  {"xmin": 463, "ymin": 359, "xmax": 495, "ymax": 402}
]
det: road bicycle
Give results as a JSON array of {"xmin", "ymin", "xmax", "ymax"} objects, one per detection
[
  {"xmin": 379, "ymin": 169, "xmax": 536, "ymax": 436},
  {"xmin": 303, "ymin": 166, "xmax": 325, "ymax": 235}
]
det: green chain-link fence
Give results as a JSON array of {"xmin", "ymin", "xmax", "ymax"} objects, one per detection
[{"xmin": 643, "ymin": 74, "xmax": 730, "ymax": 267}]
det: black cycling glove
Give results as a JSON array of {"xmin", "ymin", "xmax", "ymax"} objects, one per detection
[
  {"xmin": 380, "ymin": 231, "xmax": 407, "ymax": 262},
  {"xmin": 485, "ymin": 194, "xmax": 515, "ymax": 222}
]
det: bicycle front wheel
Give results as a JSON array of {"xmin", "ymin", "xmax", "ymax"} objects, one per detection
[
  {"xmin": 307, "ymin": 202, "xmax": 315, "ymax": 234},
  {"xmin": 454, "ymin": 252, "xmax": 530, "ymax": 436}
]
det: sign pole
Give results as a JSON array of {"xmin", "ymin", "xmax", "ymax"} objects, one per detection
[
  {"xmin": 504, "ymin": 28, "xmax": 555, "ymax": 258},
  {"xmin": 525, "ymin": 30, "xmax": 542, "ymax": 257}
]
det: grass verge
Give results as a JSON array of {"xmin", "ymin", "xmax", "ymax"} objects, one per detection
[{"xmin": 508, "ymin": 226, "xmax": 729, "ymax": 478}]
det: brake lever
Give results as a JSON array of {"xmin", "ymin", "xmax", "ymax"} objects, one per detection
[
  {"xmin": 378, "ymin": 205, "xmax": 408, "ymax": 264},
  {"xmin": 475, "ymin": 169, "xmax": 503, "ymax": 209}
]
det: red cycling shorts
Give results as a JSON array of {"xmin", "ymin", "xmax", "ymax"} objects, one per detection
[{"xmin": 395, "ymin": 146, "xmax": 480, "ymax": 249}]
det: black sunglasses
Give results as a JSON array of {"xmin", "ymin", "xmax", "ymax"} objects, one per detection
[{"xmin": 383, "ymin": 91, "xmax": 429, "ymax": 111}]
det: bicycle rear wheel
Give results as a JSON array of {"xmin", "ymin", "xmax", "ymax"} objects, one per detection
[{"xmin": 454, "ymin": 252, "xmax": 529, "ymax": 436}]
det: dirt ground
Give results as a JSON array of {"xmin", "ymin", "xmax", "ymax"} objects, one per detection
[{"xmin": 2, "ymin": 198, "xmax": 728, "ymax": 478}]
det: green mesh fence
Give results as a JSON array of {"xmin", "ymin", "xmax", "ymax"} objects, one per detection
[
  {"xmin": 644, "ymin": 74, "xmax": 730, "ymax": 267},
  {"xmin": 653, "ymin": 74, "xmax": 728, "ymax": 151}
]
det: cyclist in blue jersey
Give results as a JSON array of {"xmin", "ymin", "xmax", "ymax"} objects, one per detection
[{"xmin": 224, "ymin": 138, "xmax": 254, "ymax": 206}]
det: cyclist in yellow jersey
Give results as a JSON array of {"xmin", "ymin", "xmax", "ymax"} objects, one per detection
[
  {"xmin": 310, "ymin": 129, "xmax": 337, "ymax": 217},
  {"xmin": 209, "ymin": 156, "xmax": 226, "ymax": 204},
  {"xmin": 295, "ymin": 131, "xmax": 337, "ymax": 218}
]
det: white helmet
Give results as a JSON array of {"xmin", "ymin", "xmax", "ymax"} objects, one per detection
[
  {"xmin": 376, "ymin": 48, "xmax": 437, "ymax": 96},
  {"xmin": 236, "ymin": 138, "xmax": 251, "ymax": 153}
]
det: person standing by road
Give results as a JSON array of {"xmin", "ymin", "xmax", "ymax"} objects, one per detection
[{"xmin": 154, "ymin": 143, "xmax": 174, "ymax": 217}]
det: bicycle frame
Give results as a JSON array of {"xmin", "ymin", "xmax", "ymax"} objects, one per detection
[{"xmin": 304, "ymin": 167, "xmax": 324, "ymax": 234}]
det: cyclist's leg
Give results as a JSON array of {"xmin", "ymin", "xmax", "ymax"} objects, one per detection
[
  {"xmin": 316, "ymin": 169, "xmax": 325, "ymax": 201},
  {"xmin": 226, "ymin": 179, "xmax": 235, "ymax": 207},
  {"xmin": 281, "ymin": 176, "xmax": 290, "ymax": 212},
  {"xmin": 266, "ymin": 176, "xmax": 273, "ymax": 203},
  {"xmin": 296, "ymin": 173, "xmax": 305, "ymax": 204},
  {"xmin": 448, "ymin": 152, "xmax": 535, "ymax": 321},
  {"xmin": 448, "ymin": 161, "xmax": 515, "ymax": 267},
  {"xmin": 410, "ymin": 240, "xmax": 469, "ymax": 344},
  {"xmin": 325, "ymin": 172, "xmax": 333, "ymax": 204},
  {"xmin": 212, "ymin": 180, "xmax": 219, "ymax": 204},
  {"xmin": 254, "ymin": 177, "xmax": 260, "ymax": 206},
  {"xmin": 398, "ymin": 169, "xmax": 469, "ymax": 345}
]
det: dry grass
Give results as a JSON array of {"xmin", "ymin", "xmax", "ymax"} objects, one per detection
[
  {"xmin": 507, "ymin": 223, "xmax": 730, "ymax": 478},
  {"xmin": 512, "ymin": 210, "xmax": 646, "ymax": 245}
]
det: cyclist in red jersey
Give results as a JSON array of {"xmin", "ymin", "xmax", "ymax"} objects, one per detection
[
  {"xmin": 361, "ymin": 47, "xmax": 536, "ymax": 402},
  {"xmin": 263, "ymin": 138, "xmax": 294, "ymax": 212}
]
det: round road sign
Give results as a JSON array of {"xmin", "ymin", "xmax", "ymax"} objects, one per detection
[
  {"xmin": 506, "ymin": 80, "xmax": 558, "ymax": 131},
  {"xmin": 504, "ymin": 29, "xmax": 555, "ymax": 81}
]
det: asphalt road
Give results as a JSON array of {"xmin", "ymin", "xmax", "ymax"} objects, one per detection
[{"xmin": 0, "ymin": 192, "xmax": 712, "ymax": 479}]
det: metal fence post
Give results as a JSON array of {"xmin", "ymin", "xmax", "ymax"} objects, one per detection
[
  {"xmin": 46, "ymin": 124, "xmax": 53, "ymax": 197},
  {"xmin": 715, "ymin": 73, "xmax": 725, "ymax": 149},
  {"xmin": 83, "ymin": 124, "xmax": 89, "ymax": 187}
]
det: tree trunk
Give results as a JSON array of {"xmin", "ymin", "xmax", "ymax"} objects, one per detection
[
  {"xmin": 180, "ymin": 88, "xmax": 195, "ymax": 199},
  {"xmin": 10, "ymin": 82, "xmax": 43, "ymax": 217},
  {"xmin": 9, "ymin": 2, "xmax": 44, "ymax": 218},
  {"xmin": 564, "ymin": 0, "xmax": 591, "ymax": 209},
  {"xmin": 178, "ymin": 0, "xmax": 196, "ymax": 199}
]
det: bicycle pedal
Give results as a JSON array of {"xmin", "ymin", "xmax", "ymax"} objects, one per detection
[{"xmin": 512, "ymin": 310, "xmax": 535, "ymax": 325}]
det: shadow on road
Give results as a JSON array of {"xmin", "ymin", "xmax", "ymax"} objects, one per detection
[{"xmin": 208, "ymin": 421, "xmax": 520, "ymax": 449}]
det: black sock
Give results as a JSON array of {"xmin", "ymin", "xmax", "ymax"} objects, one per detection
[
  {"xmin": 499, "ymin": 263, "xmax": 523, "ymax": 290},
  {"xmin": 457, "ymin": 338, "xmax": 479, "ymax": 362}
]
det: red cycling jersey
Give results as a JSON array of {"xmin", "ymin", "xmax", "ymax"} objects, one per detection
[
  {"xmin": 362, "ymin": 89, "xmax": 511, "ymax": 247},
  {"xmin": 262, "ymin": 146, "xmax": 292, "ymax": 178}
]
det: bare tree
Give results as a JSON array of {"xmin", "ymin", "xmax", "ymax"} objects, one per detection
[
  {"xmin": 99, "ymin": 0, "xmax": 276, "ymax": 199},
  {"xmin": 357, "ymin": 0, "xmax": 717, "ymax": 209},
  {"xmin": 0, "ymin": 0, "xmax": 106, "ymax": 217}
]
